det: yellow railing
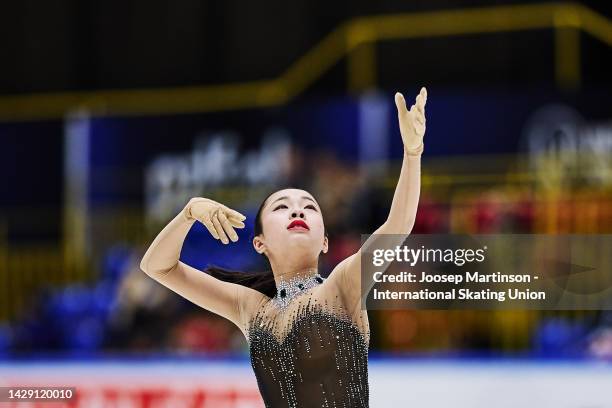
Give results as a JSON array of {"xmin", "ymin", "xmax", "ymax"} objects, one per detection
[{"xmin": 0, "ymin": 2, "xmax": 610, "ymax": 121}]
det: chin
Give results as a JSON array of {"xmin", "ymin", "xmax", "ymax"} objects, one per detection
[{"xmin": 287, "ymin": 241, "xmax": 315, "ymax": 252}]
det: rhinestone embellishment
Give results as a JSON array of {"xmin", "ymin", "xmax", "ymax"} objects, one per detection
[
  {"xmin": 272, "ymin": 272, "xmax": 326, "ymax": 310},
  {"xmin": 247, "ymin": 298, "xmax": 370, "ymax": 407}
]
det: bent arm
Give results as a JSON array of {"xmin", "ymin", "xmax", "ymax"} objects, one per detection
[
  {"xmin": 140, "ymin": 207, "xmax": 194, "ymax": 276},
  {"xmin": 140, "ymin": 209, "xmax": 263, "ymax": 335},
  {"xmin": 330, "ymin": 144, "xmax": 423, "ymax": 314}
]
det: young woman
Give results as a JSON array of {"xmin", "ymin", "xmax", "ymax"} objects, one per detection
[{"xmin": 140, "ymin": 87, "xmax": 427, "ymax": 407}]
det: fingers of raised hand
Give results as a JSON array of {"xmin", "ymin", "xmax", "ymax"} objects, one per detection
[
  {"xmin": 415, "ymin": 96, "xmax": 424, "ymax": 114},
  {"xmin": 419, "ymin": 86, "xmax": 427, "ymax": 103},
  {"xmin": 228, "ymin": 217, "xmax": 245, "ymax": 229},
  {"xmin": 200, "ymin": 215, "xmax": 220, "ymax": 240},
  {"xmin": 217, "ymin": 211, "xmax": 239, "ymax": 243},
  {"xmin": 415, "ymin": 92, "xmax": 427, "ymax": 122},
  {"xmin": 220, "ymin": 205, "xmax": 246, "ymax": 230},
  {"xmin": 211, "ymin": 210, "xmax": 230, "ymax": 244},
  {"xmin": 222, "ymin": 205, "xmax": 247, "ymax": 224},
  {"xmin": 415, "ymin": 87, "xmax": 427, "ymax": 113},
  {"xmin": 395, "ymin": 92, "xmax": 408, "ymax": 115}
]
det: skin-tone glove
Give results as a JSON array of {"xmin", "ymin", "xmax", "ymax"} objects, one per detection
[
  {"xmin": 183, "ymin": 197, "xmax": 246, "ymax": 244},
  {"xmin": 395, "ymin": 87, "xmax": 427, "ymax": 156}
]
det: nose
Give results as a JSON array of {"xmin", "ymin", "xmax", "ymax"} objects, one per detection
[{"xmin": 291, "ymin": 210, "xmax": 305, "ymax": 219}]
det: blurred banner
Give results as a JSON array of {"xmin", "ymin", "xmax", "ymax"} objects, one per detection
[
  {"xmin": 3, "ymin": 88, "xmax": 610, "ymax": 211},
  {"xmin": 1, "ymin": 359, "xmax": 611, "ymax": 407}
]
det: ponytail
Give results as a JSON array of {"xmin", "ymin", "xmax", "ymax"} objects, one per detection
[{"xmin": 204, "ymin": 264, "xmax": 277, "ymax": 298}]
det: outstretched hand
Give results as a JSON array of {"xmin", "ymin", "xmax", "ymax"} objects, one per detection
[
  {"xmin": 184, "ymin": 197, "xmax": 246, "ymax": 244},
  {"xmin": 395, "ymin": 87, "xmax": 427, "ymax": 154}
]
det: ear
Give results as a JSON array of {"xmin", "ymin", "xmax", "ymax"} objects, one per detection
[
  {"xmin": 322, "ymin": 235, "xmax": 329, "ymax": 254},
  {"xmin": 253, "ymin": 235, "xmax": 266, "ymax": 254}
]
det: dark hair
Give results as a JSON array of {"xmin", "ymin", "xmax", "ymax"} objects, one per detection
[{"xmin": 203, "ymin": 188, "xmax": 328, "ymax": 298}]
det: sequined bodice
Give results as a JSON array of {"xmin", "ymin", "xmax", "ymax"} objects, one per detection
[{"xmin": 246, "ymin": 283, "xmax": 370, "ymax": 408}]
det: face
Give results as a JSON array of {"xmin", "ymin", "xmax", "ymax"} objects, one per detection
[{"xmin": 253, "ymin": 189, "xmax": 328, "ymax": 260}]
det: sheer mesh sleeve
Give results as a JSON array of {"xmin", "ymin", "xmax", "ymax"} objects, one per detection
[{"xmin": 140, "ymin": 209, "xmax": 266, "ymax": 337}]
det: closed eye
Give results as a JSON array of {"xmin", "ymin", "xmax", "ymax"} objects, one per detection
[
  {"xmin": 273, "ymin": 204, "xmax": 288, "ymax": 211},
  {"xmin": 306, "ymin": 204, "xmax": 318, "ymax": 211}
]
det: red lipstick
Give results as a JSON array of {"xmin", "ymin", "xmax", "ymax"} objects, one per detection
[{"xmin": 287, "ymin": 219, "xmax": 310, "ymax": 230}]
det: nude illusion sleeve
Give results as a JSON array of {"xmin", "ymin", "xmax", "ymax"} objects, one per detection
[{"xmin": 139, "ymin": 208, "xmax": 261, "ymax": 336}]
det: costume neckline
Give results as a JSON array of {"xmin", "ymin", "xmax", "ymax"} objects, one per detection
[{"xmin": 272, "ymin": 272, "xmax": 326, "ymax": 309}]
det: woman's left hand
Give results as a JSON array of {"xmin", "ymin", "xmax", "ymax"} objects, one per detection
[{"xmin": 395, "ymin": 87, "xmax": 427, "ymax": 154}]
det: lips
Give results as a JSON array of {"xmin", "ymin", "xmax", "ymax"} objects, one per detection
[{"xmin": 287, "ymin": 219, "xmax": 310, "ymax": 230}]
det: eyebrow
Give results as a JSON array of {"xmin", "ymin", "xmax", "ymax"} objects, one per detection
[{"xmin": 269, "ymin": 196, "xmax": 317, "ymax": 207}]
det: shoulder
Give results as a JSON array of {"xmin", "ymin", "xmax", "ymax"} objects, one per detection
[
  {"xmin": 323, "ymin": 253, "xmax": 361, "ymax": 311},
  {"xmin": 240, "ymin": 288, "xmax": 270, "ymax": 313},
  {"xmin": 326, "ymin": 253, "xmax": 360, "ymax": 289}
]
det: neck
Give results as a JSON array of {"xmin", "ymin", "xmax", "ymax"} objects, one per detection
[{"xmin": 271, "ymin": 262, "xmax": 319, "ymax": 288}]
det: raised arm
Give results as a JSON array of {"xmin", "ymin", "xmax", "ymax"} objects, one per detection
[
  {"xmin": 140, "ymin": 197, "xmax": 264, "ymax": 336},
  {"xmin": 330, "ymin": 87, "xmax": 427, "ymax": 314}
]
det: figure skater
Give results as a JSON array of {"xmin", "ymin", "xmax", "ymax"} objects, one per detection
[{"xmin": 140, "ymin": 87, "xmax": 427, "ymax": 407}]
